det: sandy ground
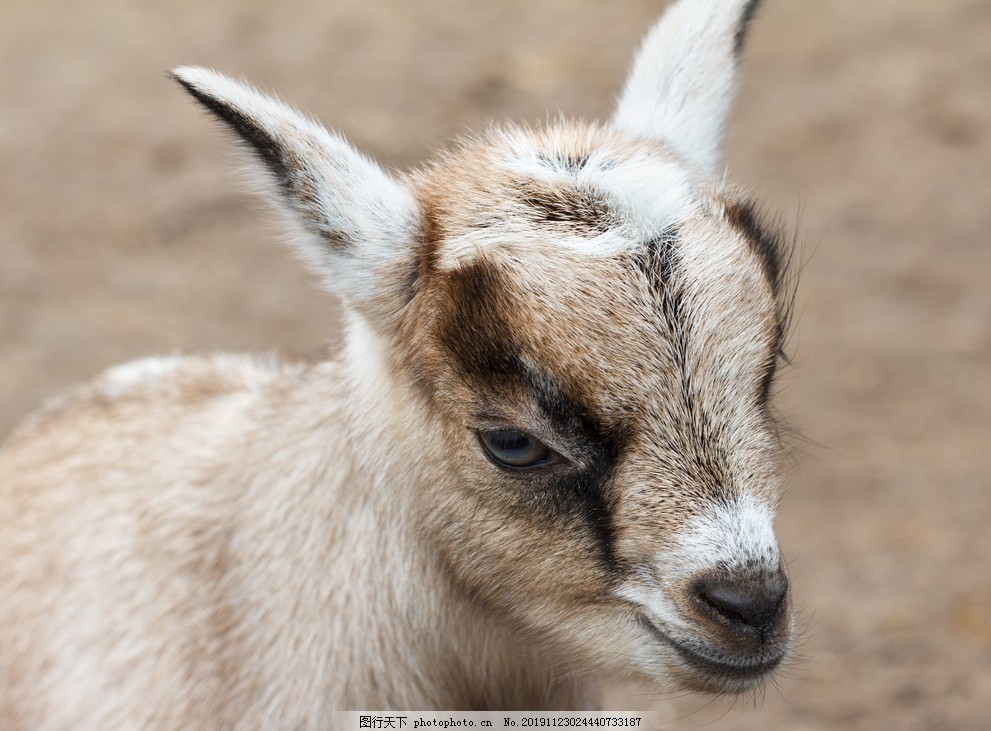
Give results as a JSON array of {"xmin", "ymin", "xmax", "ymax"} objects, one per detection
[{"xmin": 2, "ymin": 1, "xmax": 990, "ymax": 727}]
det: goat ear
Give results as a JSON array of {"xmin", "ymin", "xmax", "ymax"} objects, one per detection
[
  {"xmin": 172, "ymin": 66, "xmax": 419, "ymax": 330},
  {"xmin": 611, "ymin": 0, "xmax": 761, "ymax": 176}
]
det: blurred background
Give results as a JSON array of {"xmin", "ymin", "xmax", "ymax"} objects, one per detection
[{"xmin": 1, "ymin": 1, "xmax": 989, "ymax": 727}]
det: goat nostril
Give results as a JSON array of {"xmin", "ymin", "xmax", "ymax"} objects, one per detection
[{"xmin": 694, "ymin": 574, "xmax": 788, "ymax": 633}]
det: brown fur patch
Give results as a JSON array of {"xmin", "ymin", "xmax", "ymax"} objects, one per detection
[{"xmin": 514, "ymin": 178, "xmax": 615, "ymax": 235}]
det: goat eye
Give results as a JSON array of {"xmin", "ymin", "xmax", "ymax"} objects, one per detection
[{"xmin": 476, "ymin": 429, "xmax": 553, "ymax": 470}]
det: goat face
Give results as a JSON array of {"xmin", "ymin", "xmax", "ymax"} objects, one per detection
[
  {"xmin": 399, "ymin": 122, "xmax": 792, "ymax": 693},
  {"xmin": 173, "ymin": 0, "xmax": 792, "ymax": 696}
]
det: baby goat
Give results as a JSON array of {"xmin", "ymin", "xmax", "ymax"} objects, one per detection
[{"xmin": 0, "ymin": 0, "xmax": 795, "ymax": 724}]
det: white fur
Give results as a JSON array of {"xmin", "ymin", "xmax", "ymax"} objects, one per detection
[
  {"xmin": 173, "ymin": 66, "xmax": 420, "ymax": 314},
  {"xmin": 616, "ymin": 493, "xmax": 781, "ymax": 638},
  {"xmin": 437, "ymin": 139, "xmax": 700, "ymax": 270},
  {"xmin": 668, "ymin": 493, "xmax": 781, "ymax": 577},
  {"xmin": 100, "ymin": 356, "xmax": 186, "ymax": 396},
  {"xmin": 612, "ymin": 0, "xmax": 755, "ymax": 175},
  {"xmin": 590, "ymin": 153, "xmax": 698, "ymax": 239},
  {"xmin": 501, "ymin": 131, "xmax": 699, "ymax": 242}
]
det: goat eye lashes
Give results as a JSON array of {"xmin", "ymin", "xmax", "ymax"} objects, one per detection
[{"xmin": 475, "ymin": 428, "xmax": 562, "ymax": 471}]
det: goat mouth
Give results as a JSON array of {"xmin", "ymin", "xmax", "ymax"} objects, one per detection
[
  {"xmin": 637, "ymin": 614, "xmax": 783, "ymax": 687},
  {"xmin": 668, "ymin": 638, "xmax": 783, "ymax": 682}
]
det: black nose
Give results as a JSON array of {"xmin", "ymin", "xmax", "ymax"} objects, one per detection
[{"xmin": 694, "ymin": 570, "xmax": 788, "ymax": 635}]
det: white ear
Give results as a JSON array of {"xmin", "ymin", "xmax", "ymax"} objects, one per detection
[
  {"xmin": 611, "ymin": 0, "xmax": 761, "ymax": 176},
  {"xmin": 172, "ymin": 66, "xmax": 420, "ymax": 330}
]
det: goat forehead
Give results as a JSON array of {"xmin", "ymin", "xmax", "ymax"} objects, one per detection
[
  {"xmin": 412, "ymin": 123, "xmax": 700, "ymax": 270},
  {"xmin": 424, "ymin": 226, "xmax": 778, "ymax": 423},
  {"xmin": 412, "ymin": 124, "xmax": 784, "ymax": 453}
]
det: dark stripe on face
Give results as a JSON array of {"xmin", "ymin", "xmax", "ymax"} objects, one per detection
[
  {"xmin": 635, "ymin": 231, "xmax": 738, "ymax": 499},
  {"xmin": 633, "ymin": 229, "xmax": 687, "ymax": 367},
  {"xmin": 721, "ymin": 199, "xmax": 793, "ymax": 407},
  {"xmin": 640, "ymin": 227, "xmax": 679, "ymax": 292},
  {"xmin": 759, "ymin": 354, "xmax": 777, "ymax": 406},
  {"xmin": 734, "ymin": 0, "xmax": 764, "ymax": 58},
  {"xmin": 723, "ymin": 199, "xmax": 783, "ymax": 295},
  {"xmin": 520, "ymin": 368, "xmax": 626, "ymax": 572},
  {"xmin": 758, "ymin": 321, "xmax": 786, "ymax": 406},
  {"xmin": 434, "ymin": 259, "xmax": 622, "ymax": 572}
]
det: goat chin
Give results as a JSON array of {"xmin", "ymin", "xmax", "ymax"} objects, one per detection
[{"xmin": 0, "ymin": 0, "xmax": 798, "ymax": 724}]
